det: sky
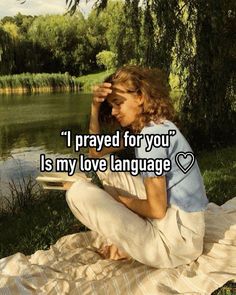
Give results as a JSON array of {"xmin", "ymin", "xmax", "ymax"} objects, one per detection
[{"xmin": 0, "ymin": 0, "xmax": 95, "ymax": 19}]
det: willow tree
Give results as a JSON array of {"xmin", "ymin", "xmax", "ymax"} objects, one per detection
[
  {"xmin": 176, "ymin": 0, "xmax": 236, "ymax": 148},
  {"xmin": 0, "ymin": 26, "xmax": 15, "ymax": 74},
  {"xmin": 68, "ymin": 0, "xmax": 235, "ymax": 148}
]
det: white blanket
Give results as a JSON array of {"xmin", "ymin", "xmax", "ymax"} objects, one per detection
[{"xmin": 0, "ymin": 198, "xmax": 236, "ymax": 294}]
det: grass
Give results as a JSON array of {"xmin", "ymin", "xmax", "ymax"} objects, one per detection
[
  {"xmin": 77, "ymin": 70, "xmax": 114, "ymax": 92},
  {"xmin": 197, "ymin": 146, "xmax": 236, "ymax": 205},
  {"xmin": 0, "ymin": 184, "xmax": 82, "ymax": 258},
  {"xmin": 0, "ymin": 146, "xmax": 235, "ymax": 294},
  {"xmin": 0, "ymin": 188, "xmax": 89, "ymax": 259}
]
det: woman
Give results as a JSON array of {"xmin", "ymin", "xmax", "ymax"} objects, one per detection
[{"xmin": 66, "ymin": 65, "xmax": 209, "ymax": 268}]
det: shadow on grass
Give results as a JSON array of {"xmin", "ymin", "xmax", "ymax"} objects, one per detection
[{"xmin": 198, "ymin": 145, "xmax": 236, "ymax": 205}]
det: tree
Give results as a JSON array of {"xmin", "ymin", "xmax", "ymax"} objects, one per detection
[
  {"xmin": 180, "ymin": 0, "xmax": 236, "ymax": 148},
  {"xmin": 28, "ymin": 13, "xmax": 89, "ymax": 74},
  {"xmin": 0, "ymin": 14, "xmax": 41, "ymax": 74},
  {"xmin": 83, "ymin": 9, "xmax": 108, "ymax": 71},
  {"xmin": 141, "ymin": 1, "xmax": 155, "ymax": 66},
  {"xmin": 2, "ymin": 22, "xmax": 20, "ymax": 41},
  {"xmin": 65, "ymin": 0, "xmax": 236, "ymax": 149},
  {"xmin": 96, "ymin": 50, "xmax": 117, "ymax": 71},
  {"xmin": 27, "ymin": 12, "xmax": 109, "ymax": 74},
  {"xmin": 0, "ymin": 26, "xmax": 15, "ymax": 74}
]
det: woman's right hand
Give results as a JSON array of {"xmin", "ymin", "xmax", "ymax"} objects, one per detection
[{"xmin": 92, "ymin": 82, "xmax": 112, "ymax": 109}]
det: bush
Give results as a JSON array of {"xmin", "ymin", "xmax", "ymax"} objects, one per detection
[{"xmin": 96, "ymin": 50, "xmax": 117, "ymax": 71}]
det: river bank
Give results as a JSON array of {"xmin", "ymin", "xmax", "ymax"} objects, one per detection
[
  {"xmin": 0, "ymin": 71, "xmax": 182, "ymax": 112},
  {"xmin": 0, "ymin": 73, "xmax": 81, "ymax": 94},
  {"xmin": 0, "ymin": 71, "xmax": 113, "ymax": 94}
]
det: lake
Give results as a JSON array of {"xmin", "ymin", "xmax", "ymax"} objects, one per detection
[{"xmin": 0, "ymin": 92, "xmax": 92, "ymax": 201}]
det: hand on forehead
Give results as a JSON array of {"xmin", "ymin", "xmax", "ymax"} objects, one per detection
[
  {"xmin": 107, "ymin": 86, "xmax": 127, "ymax": 104},
  {"xmin": 107, "ymin": 84, "xmax": 136, "ymax": 104}
]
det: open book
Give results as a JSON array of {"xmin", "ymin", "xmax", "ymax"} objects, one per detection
[{"xmin": 36, "ymin": 172, "xmax": 92, "ymax": 190}]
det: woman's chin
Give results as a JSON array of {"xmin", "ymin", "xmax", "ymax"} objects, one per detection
[
  {"xmin": 116, "ymin": 117, "xmax": 133, "ymax": 128},
  {"xmin": 116, "ymin": 119, "xmax": 124, "ymax": 126},
  {"xmin": 120, "ymin": 121, "xmax": 129, "ymax": 127}
]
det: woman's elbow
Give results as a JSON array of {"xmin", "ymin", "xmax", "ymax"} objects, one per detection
[
  {"xmin": 154, "ymin": 212, "xmax": 166, "ymax": 219},
  {"xmin": 151, "ymin": 206, "xmax": 167, "ymax": 219},
  {"xmin": 158, "ymin": 210, "xmax": 167, "ymax": 219}
]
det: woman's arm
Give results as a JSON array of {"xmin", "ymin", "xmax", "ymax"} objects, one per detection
[
  {"xmin": 89, "ymin": 83, "xmax": 125, "ymax": 158},
  {"xmin": 115, "ymin": 176, "xmax": 167, "ymax": 219}
]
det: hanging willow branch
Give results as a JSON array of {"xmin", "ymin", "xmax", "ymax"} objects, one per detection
[{"xmin": 65, "ymin": 0, "xmax": 235, "ymax": 147}]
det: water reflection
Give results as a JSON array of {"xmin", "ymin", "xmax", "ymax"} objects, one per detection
[{"xmin": 0, "ymin": 92, "xmax": 92, "ymax": 198}]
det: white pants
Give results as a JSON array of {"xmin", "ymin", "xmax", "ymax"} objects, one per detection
[{"xmin": 66, "ymin": 166, "xmax": 205, "ymax": 268}]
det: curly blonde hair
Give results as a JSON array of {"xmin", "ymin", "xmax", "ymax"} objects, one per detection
[{"xmin": 99, "ymin": 65, "xmax": 178, "ymax": 133}]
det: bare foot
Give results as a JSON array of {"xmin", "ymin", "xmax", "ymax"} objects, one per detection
[{"xmin": 98, "ymin": 244, "xmax": 132, "ymax": 261}]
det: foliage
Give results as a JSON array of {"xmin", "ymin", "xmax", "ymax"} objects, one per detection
[
  {"xmin": 28, "ymin": 13, "xmax": 89, "ymax": 74},
  {"xmin": 177, "ymin": 0, "xmax": 236, "ymax": 149},
  {"xmin": 0, "ymin": 185, "xmax": 82, "ymax": 258},
  {"xmin": 0, "ymin": 26, "xmax": 14, "ymax": 74},
  {"xmin": 65, "ymin": 0, "xmax": 236, "ymax": 149},
  {"xmin": 2, "ymin": 176, "xmax": 38, "ymax": 214},
  {"xmin": 91, "ymin": 0, "xmax": 141, "ymax": 67},
  {"xmin": 1, "ymin": 12, "xmax": 36, "ymax": 34},
  {"xmin": 96, "ymin": 50, "xmax": 117, "ymax": 71},
  {"xmin": 0, "ymin": 14, "xmax": 38, "ymax": 74},
  {"xmin": 0, "ymin": 11, "xmax": 107, "ymax": 75},
  {"xmin": 2, "ymin": 22, "xmax": 20, "ymax": 41}
]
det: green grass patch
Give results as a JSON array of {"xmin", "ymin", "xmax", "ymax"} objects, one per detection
[
  {"xmin": 211, "ymin": 282, "xmax": 236, "ymax": 295},
  {"xmin": 77, "ymin": 70, "xmax": 113, "ymax": 92},
  {"xmin": 0, "ymin": 187, "xmax": 84, "ymax": 259},
  {"xmin": 0, "ymin": 171, "xmax": 100, "ymax": 259},
  {"xmin": 198, "ymin": 146, "xmax": 236, "ymax": 205}
]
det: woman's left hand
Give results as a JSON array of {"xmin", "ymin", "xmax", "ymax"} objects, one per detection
[{"xmin": 63, "ymin": 181, "xmax": 73, "ymax": 190}]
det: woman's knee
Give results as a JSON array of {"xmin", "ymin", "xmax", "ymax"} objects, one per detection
[
  {"xmin": 66, "ymin": 179, "xmax": 92, "ymax": 206},
  {"xmin": 66, "ymin": 179, "xmax": 111, "ymax": 210},
  {"xmin": 66, "ymin": 183, "xmax": 78, "ymax": 211}
]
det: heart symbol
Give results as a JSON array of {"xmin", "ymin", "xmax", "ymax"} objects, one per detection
[{"xmin": 175, "ymin": 152, "xmax": 195, "ymax": 174}]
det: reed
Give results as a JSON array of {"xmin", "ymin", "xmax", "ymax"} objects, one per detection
[{"xmin": 0, "ymin": 73, "xmax": 81, "ymax": 94}]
